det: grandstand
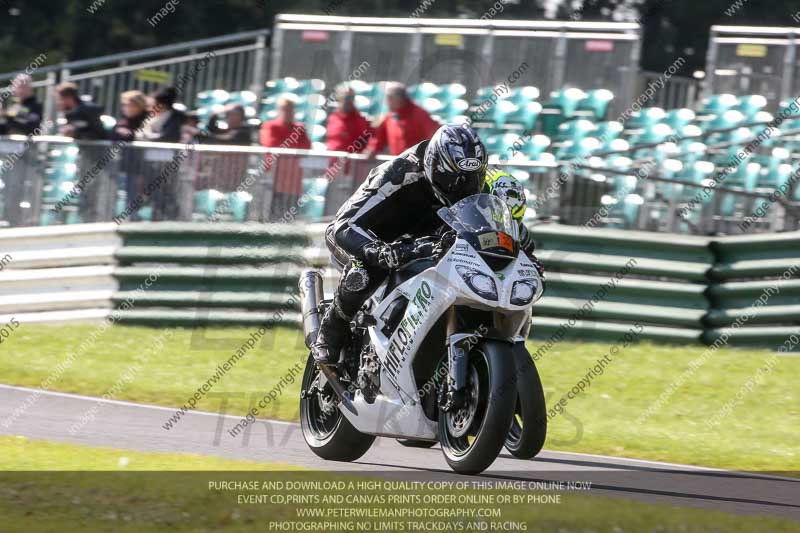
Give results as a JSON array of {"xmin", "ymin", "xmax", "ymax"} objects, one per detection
[{"xmin": 0, "ymin": 17, "xmax": 798, "ymax": 235}]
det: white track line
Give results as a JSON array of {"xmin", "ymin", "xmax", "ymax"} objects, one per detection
[{"xmin": 0, "ymin": 383, "xmax": 297, "ymax": 426}]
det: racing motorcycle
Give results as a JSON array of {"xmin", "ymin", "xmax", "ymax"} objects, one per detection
[{"xmin": 298, "ymin": 194, "xmax": 547, "ymax": 475}]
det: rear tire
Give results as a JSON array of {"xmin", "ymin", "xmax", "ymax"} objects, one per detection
[
  {"xmin": 300, "ymin": 354, "xmax": 374, "ymax": 462},
  {"xmin": 505, "ymin": 343, "xmax": 547, "ymax": 459},
  {"xmin": 438, "ymin": 340, "xmax": 517, "ymax": 475}
]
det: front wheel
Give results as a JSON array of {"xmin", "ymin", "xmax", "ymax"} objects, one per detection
[
  {"xmin": 300, "ymin": 354, "xmax": 374, "ymax": 462},
  {"xmin": 438, "ymin": 340, "xmax": 517, "ymax": 475},
  {"xmin": 505, "ymin": 343, "xmax": 547, "ymax": 459}
]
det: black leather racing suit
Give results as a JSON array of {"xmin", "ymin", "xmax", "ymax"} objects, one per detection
[
  {"xmin": 324, "ymin": 141, "xmax": 538, "ymax": 323},
  {"xmin": 324, "ymin": 141, "xmax": 442, "ymax": 319}
]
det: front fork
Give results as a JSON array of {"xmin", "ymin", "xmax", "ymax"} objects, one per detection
[{"xmin": 440, "ymin": 307, "xmax": 472, "ymax": 412}]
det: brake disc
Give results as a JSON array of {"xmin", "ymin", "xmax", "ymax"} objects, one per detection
[{"xmin": 446, "ymin": 365, "xmax": 480, "ymax": 438}]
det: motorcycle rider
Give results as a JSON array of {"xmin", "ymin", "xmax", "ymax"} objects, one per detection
[
  {"xmin": 313, "ymin": 124, "xmax": 488, "ymax": 365},
  {"xmin": 482, "ymin": 168, "xmax": 542, "ymax": 274}
]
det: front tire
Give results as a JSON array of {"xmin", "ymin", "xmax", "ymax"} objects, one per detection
[
  {"xmin": 438, "ymin": 340, "xmax": 517, "ymax": 475},
  {"xmin": 300, "ymin": 354, "xmax": 374, "ymax": 462},
  {"xmin": 505, "ymin": 343, "xmax": 547, "ymax": 459}
]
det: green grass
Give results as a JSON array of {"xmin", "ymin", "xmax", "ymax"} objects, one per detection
[
  {"xmin": 0, "ymin": 435, "xmax": 301, "ymax": 471},
  {"xmin": 0, "ymin": 436, "xmax": 796, "ymax": 532},
  {"xmin": 2, "ymin": 323, "xmax": 798, "ymax": 472}
]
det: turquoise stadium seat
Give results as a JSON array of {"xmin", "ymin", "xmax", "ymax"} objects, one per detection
[
  {"xmin": 627, "ymin": 123, "xmax": 675, "ymax": 146},
  {"xmin": 699, "ymin": 93, "xmax": 739, "ymax": 116},
  {"xmin": 505, "ymin": 86, "xmax": 540, "ymax": 106},
  {"xmin": 540, "ymin": 88, "xmax": 587, "ymax": 137},
  {"xmin": 227, "ymin": 191, "xmax": 252, "ymax": 222},
  {"xmin": 555, "ymin": 137, "xmax": 602, "ymax": 160},
  {"xmin": 492, "ymin": 101, "xmax": 541, "ymax": 131},
  {"xmin": 663, "ymin": 108, "xmax": 695, "ymax": 130},
  {"xmin": 524, "ymin": 135, "xmax": 552, "ymax": 160},
  {"xmin": 594, "ymin": 121, "xmax": 624, "ymax": 143},
  {"xmin": 576, "ymin": 89, "xmax": 614, "ymax": 120},
  {"xmin": 735, "ymin": 94, "xmax": 768, "ymax": 120},
  {"xmin": 624, "ymin": 107, "xmax": 666, "ymax": 130},
  {"xmin": 554, "ymin": 119, "xmax": 596, "ymax": 142}
]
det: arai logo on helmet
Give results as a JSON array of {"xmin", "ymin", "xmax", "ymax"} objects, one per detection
[{"xmin": 457, "ymin": 158, "xmax": 481, "ymax": 171}]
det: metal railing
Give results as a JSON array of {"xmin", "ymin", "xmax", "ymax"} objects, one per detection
[
  {"xmin": 1, "ymin": 135, "xmax": 796, "ymax": 235},
  {"xmin": 0, "ymin": 29, "xmax": 271, "ymax": 132},
  {"xmin": 273, "ymin": 14, "xmax": 642, "ymax": 118},
  {"xmin": 705, "ymin": 26, "xmax": 800, "ymax": 108}
]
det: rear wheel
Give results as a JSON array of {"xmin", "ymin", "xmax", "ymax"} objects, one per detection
[
  {"xmin": 505, "ymin": 344, "xmax": 547, "ymax": 459},
  {"xmin": 300, "ymin": 354, "xmax": 374, "ymax": 462},
  {"xmin": 438, "ymin": 341, "xmax": 516, "ymax": 475}
]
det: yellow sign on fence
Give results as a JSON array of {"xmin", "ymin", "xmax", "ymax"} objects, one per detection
[
  {"xmin": 135, "ymin": 69, "xmax": 173, "ymax": 84},
  {"xmin": 736, "ymin": 44, "xmax": 768, "ymax": 58},
  {"xmin": 434, "ymin": 34, "xmax": 464, "ymax": 47}
]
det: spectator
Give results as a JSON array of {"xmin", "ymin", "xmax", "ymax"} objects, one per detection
[
  {"xmin": 112, "ymin": 91, "xmax": 149, "ymax": 219},
  {"xmin": 54, "ymin": 82, "xmax": 109, "ymax": 223},
  {"xmin": 55, "ymin": 82, "xmax": 107, "ymax": 140},
  {"xmin": 0, "ymin": 73, "xmax": 43, "ymax": 135},
  {"xmin": 141, "ymin": 87, "xmax": 185, "ymax": 143},
  {"xmin": 205, "ymin": 103, "xmax": 252, "ymax": 145},
  {"xmin": 366, "ymin": 82, "xmax": 439, "ymax": 156},
  {"xmin": 201, "ymin": 104, "xmax": 252, "ymax": 192},
  {"xmin": 260, "ymin": 97, "xmax": 311, "ymax": 150},
  {"xmin": 325, "ymin": 85, "xmax": 372, "ymax": 152},
  {"xmin": 180, "ymin": 111, "xmax": 201, "ymax": 143},
  {"xmin": 136, "ymin": 87, "xmax": 186, "ymax": 221},
  {"xmin": 260, "ymin": 97, "xmax": 311, "ymax": 218},
  {"xmin": 110, "ymin": 90, "xmax": 149, "ymax": 141}
]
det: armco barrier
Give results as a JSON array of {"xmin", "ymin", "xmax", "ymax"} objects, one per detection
[
  {"xmin": 2, "ymin": 222, "xmax": 798, "ymax": 349},
  {"xmin": 703, "ymin": 231, "xmax": 800, "ymax": 346},
  {"xmin": 110, "ymin": 223, "xmax": 318, "ymax": 326},
  {"xmin": 529, "ymin": 225, "xmax": 712, "ymax": 343}
]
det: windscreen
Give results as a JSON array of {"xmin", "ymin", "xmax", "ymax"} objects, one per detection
[{"xmin": 437, "ymin": 194, "xmax": 519, "ymax": 256}]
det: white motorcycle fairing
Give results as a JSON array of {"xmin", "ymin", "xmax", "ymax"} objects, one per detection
[{"xmin": 329, "ymin": 235, "xmax": 544, "ymax": 440}]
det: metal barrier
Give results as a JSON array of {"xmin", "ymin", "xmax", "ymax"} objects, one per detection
[
  {"xmin": 0, "ymin": 29, "xmax": 271, "ymax": 131},
  {"xmin": 705, "ymin": 26, "xmax": 798, "ymax": 108},
  {"xmin": 0, "ymin": 135, "xmax": 796, "ymax": 235},
  {"xmin": 272, "ymin": 14, "xmax": 641, "ymax": 118}
]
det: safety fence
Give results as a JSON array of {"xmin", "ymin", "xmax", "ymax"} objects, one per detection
[
  {"xmin": 1, "ymin": 222, "xmax": 798, "ymax": 349},
  {"xmin": 2, "ymin": 136, "xmax": 797, "ymax": 236},
  {"xmin": 0, "ymin": 29, "xmax": 271, "ymax": 129}
]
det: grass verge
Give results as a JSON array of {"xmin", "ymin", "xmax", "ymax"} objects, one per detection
[
  {"xmin": 0, "ymin": 436, "xmax": 796, "ymax": 532},
  {"xmin": 1, "ymin": 323, "xmax": 797, "ymax": 472}
]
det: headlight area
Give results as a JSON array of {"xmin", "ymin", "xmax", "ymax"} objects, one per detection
[
  {"xmin": 511, "ymin": 279, "xmax": 540, "ymax": 306},
  {"xmin": 455, "ymin": 265, "xmax": 498, "ymax": 301}
]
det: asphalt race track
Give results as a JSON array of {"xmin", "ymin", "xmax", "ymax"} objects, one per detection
[{"xmin": 1, "ymin": 384, "xmax": 797, "ymax": 522}]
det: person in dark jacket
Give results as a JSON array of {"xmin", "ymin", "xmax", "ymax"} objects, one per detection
[
  {"xmin": 313, "ymin": 124, "xmax": 488, "ymax": 365},
  {"xmin": 55, "ymin": 82, "xmax": 108, "ymax": 222},
  {"xmin": 141, "ymin": 87, "xmax": 185, "ymax": 143},
  {"xmin": 137, "ymin": 87, "xmax": 186, "ymax": 220},
  {"xmin": 111, "ymin": 90, "xmax": 149, "ymax": 141},
  {"xmin": 55, "ymin": 82, "xmax": 107, "ymax": 140},
  {"xmin": 0, "ymin": 74, "xmax": 43, "ymax": 135},
  {"xmin": 205, "ymin": 104, "xmax": 252, "ymax": 145}
]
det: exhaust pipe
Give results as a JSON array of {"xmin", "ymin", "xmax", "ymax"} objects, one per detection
[{"xmin": 298, "ymin": 269, "xmax": 324, "ymax": 348}]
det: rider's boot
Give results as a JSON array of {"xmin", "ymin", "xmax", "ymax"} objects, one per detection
[{"xmin": 312, "ymin": 304, "xmax": 351, "ymax": 366}]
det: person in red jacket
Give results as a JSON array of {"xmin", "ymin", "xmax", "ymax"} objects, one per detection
[
  {"xmin": 259, "ymin": 97, "xmax": 311, "ymax": 218},
  {"xmin": 365, "ymin": 82, "xmax": 439, "ymax": 157},
  {"xmin": 325, "ymin": 86, "xmax": 372, "ymax": 153}
]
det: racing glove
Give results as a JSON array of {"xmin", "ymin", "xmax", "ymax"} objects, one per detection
[{"xmin": 362, "ymin": 241, "xmax": 416, "ymax": 270}]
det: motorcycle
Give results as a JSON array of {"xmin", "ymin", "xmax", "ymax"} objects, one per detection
[{"xmin": 298, "ymin": 193, "xmax": 547, "ymax": 475}]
